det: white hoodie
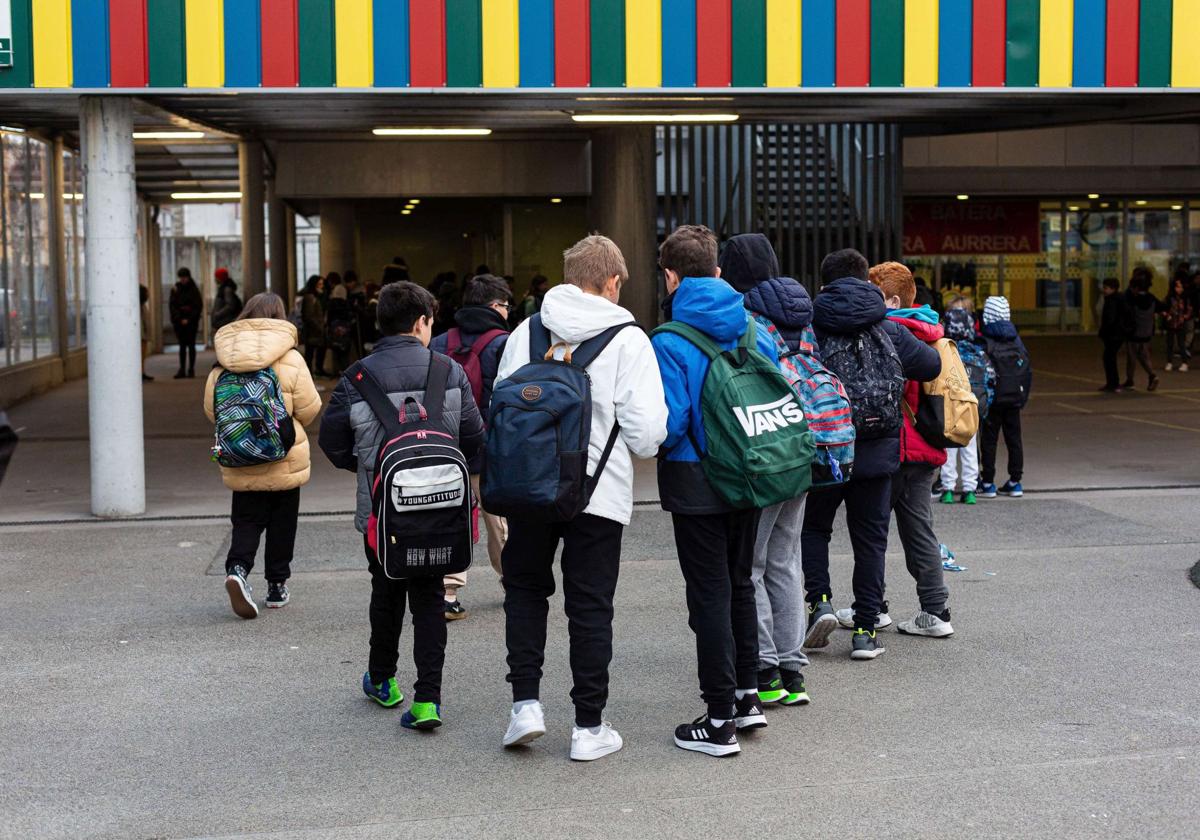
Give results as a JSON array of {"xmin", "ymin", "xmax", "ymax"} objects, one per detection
[{"xmin": 496, "ymin": 283, "xmax": 668, "ymax": 525}]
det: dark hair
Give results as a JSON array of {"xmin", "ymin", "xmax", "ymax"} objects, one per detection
[
  {"xmin": 820, "ymin": 249, "xmax": 870, "ymax": 285},
  {"xmin": 238, "ymin": 292, "xmax": 287, "ymax": 321},
  {"xmin": 659, "ymin": 225, "xmax": 718, "ymax": 281},
  {"xmin": 344, "ymin": 270, "xmax": 359, "ymax": 286},
  {"xmin": 1103, "ymin": 277, "xmax": 1120, "ymax": 291},
  {"xmin": 463, "ymin": 274, "xmax": 511, "ymax": 307},
  {"xmin": 1131, "ymin": 266, "xmax": 1153, "ymax": 292},
  {"xmin": 303, "ymin": 274, "xmax": 322, "ymax": 295},
  {"xmin": 475, "ymin": 264, "xmax": 491, "ymax": 276},
  {"xmin": 326, "ymin": 271, "xmax": 342, "ymax": 287},
  {"xmin": 176, "ymin": 267, "xmax": 192, "ymax": 279},
  {"xmin": 377, "ymin": 281, "xmax": 435, "ymax": 336},
  {"xmin": 531, "ymin": 274, "xmax": 550, "ymax": 293}
]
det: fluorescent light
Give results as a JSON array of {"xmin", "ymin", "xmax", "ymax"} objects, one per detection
[
  {"xmin": 0, "ymin": 125, "xmax": 25, "ymax": 134},
  {"xmin": 133, "ymin": 131, "xmax": 206, "ymax": 140},
  {"xmin": 27, "ymin": 192, "xmax": 45, "ymax": 199},
  {"xmin": 170, "ymin": 191, "xmax": 242, "ymax": 200},
  {"xmin": 956, "ymin": 194, "xmax": 969, "ymax": 201},
  {"xmin": 408, "ymin": 198, "xmax": 421, "ymax": 204},
  {"xmin": 550, "ymin": 197, "xmax": 563, "ymax": 204},
  {"xmin": 1087, "ymin": 193, "xmax": 1100, "ymax": 199},
  {"xmin": 64, "ymin": 193, "xmax": 83, "ymax": 200},
  {"xmin": 372, "ymin": 128, "xmax": 492, "ymax": 136},
  {"xmin": 1135, "ymin": 200, "xmax": 1147, "ymax": 206},
  {"xmin": 1172, "ymin": 204, "xmax": 1183, "ymax": 210},
  {"xmin": 401, "ymin": 209, "xmax": 413, "ymax": 215},
  {"xmin": 1100, "ymin": 202, "xmax": 1110, "ymax": 208},
  {"xmin": 1068, "ymin": 206, "xmax": 1079, "ymax": 212},
  {"xmin": 571, "ymin": 113, "xmax": 739, "ymax": 124}
]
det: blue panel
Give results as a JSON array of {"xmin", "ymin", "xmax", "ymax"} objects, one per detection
[
  {"xmin": 938, "ymin": 0, "xmax": 972, "ymax": 86},
  {"xmin": 1073, "ymin": 0, "xmax": 1106, "ymax": 87},
  {"xmin": 223, "ymin": 0, "xmax": 262, "ymax": 86},
  {"xmin": 801, "ymin": 0, "xmax": 834, "ymax": 87},
  {"xmin": 374, "ymin": 0, "xmax": 411, "ymax": 86},
  {"xmin": 661, "ymin": 0, "xmax": 697, "ymax": 87},
  {"xmin": 519, "ymin": 0, "xmax": 555, "ymax": 86},
  {"xmin": 72, "ymin": 0, "xmax": 111, "ymax": 87}
]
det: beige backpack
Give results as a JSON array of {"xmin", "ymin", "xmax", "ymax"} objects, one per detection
[{"xmin": 905, "ymin": 338, "xmax": 980, "ymax": 448}]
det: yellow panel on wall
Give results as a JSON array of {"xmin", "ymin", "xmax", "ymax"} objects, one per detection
[
  {"xmin": 336, "ymin": 0, "xmax": 375, "ymax": 87},
  {"xmin": 766, "ymin": 0, "xmax": 801, "ymax": 88},
  {"xmin": 185, "ymin": 0, "xmax": 224, "ymax": 87},
  {"xmin": 904, "ymin": 0, "xmax": 938, "ymax": 87},
  {"xmin": 625, "ymin": 0, "xmax": 662, "ymax": 87},
  {"xmin": 31, "ymin": 0, "xmax": 72, "ymax": 88},
  {"xmin": 1171, "ymin": 0, "xmax": 1200, "ymax": 87},
  {"xmin": 1038, "ymin": 0, "xmax": 1073, "ymax": 88},
  {"xmin": 482, "ymin": 0, "xmax": 520, "ymax": 87}
]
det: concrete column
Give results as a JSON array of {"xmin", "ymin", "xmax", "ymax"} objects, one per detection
[
  {"xmin": 267, "ymin": 177, "xmax": 289, "ymax": 299},
  {"xmin": 589, "ymin": 126, "xmax": 658, "ymax": 328},
  {"xmin": 285, "ymin": 209, "xmax": 297, "ymax": 305},
  {"xmin": 319, "ymin": 200, "xmax": 355, "ymax": 275},
  {"xmin": 239, "ymin": 140, "xmax": 266, "ymax": 297},
  {"xmin": 49, "ymin": 135, "xmax": 70, "ymax": 361},
  {"xmin": 80, "ymin": 96, "xmax": 145, "ymax": 517}
]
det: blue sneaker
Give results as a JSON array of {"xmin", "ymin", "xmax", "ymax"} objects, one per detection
[
  {"xmin": 1000, "ymin": 481, "xmax": 1023, "ymax": 498},
  {"xmin": 362, "ymin": 672, "xmax": 404, "ymax": 708},
  {"xmin": 979, "ymin": 483, "xmax": 998, "ymax": 499}
]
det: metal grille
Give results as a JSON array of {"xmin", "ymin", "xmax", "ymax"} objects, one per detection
[{"xmin": 658, "ymin": 123, "xmax": 902, "ymax": 289}]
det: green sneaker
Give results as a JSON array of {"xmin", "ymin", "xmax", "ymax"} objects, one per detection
[
  {"xmin": 362, "ymin": 672, "xmax": 404, "ymax": 708},
  {"xmin": 779, "ymin": 669, "xmax": 810, "ymax": 706},
  {"xmin": 961, "ymin": 491, "xmax": 977, "ymax": 505},
  {"xmin": 401, "ymin": 701, "xmax": 443, "ymax": 731},
  {"xmin": 940, "ymin": 490, "xmax": 956, "ymax": 504},
  {"xmin": 757, "ymin": 667, "xmax": 787, "ymax": 704}
]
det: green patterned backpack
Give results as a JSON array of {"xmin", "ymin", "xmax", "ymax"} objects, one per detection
[{"xmin": 210, "ymin": 367, "xmax": 295, "ymax": 467}]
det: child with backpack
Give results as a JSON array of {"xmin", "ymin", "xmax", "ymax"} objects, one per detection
[
  {"xmin": 653, "ymin": 226, "xmax": 813, "ymax": 757},
  {"xmin": 430, "ymin": 274, "xmax": 512, "ymax": 620},
  {"xmin": 485, "ymin": 235, "xmax": 667, "ymax": 762},
  {"xmin": 203, "ymin": 293, "xmax": 322, "ymax": 619},
  {"xmin": 1163, "ymin": 275, "xmax": 1194, "ymax": 372},
  {"xmin": 318, "ymin": 282, "xmax": 485, "ymax": 731},
  {"xmin": 941, "ymin": 298, "xmax": 994, "ymax": 503},
  {"xmin": 979, "ymin": 296, "xmax": 1032, "ymax": 498},
  {"xmin": 1123, "ymin": 268, "xmax": 1160, "ymax": 392},
  {"xmin": 799, "ymin": 250, "xmax": 941, "ymax": 661}
]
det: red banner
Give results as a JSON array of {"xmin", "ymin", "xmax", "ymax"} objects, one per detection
[{"xmin": 903, "ymin": 200, "xmax": 1042, "ymax": 255}]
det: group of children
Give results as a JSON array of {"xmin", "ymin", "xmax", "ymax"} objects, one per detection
[{"xmin": 202, "ymin": 230, "xmax": 1031, "ymax": 760}]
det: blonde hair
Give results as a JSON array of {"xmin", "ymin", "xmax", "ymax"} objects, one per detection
[
  {"xmin": 945, "ymin": 294, "xmax": 973, "ymax": 312},
  {"xmin": 563, "ymin": 234, "xmax": 628, "ymax": 293}
]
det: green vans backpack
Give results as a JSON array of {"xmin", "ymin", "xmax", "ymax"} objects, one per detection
[{"xmin": 652, "ymin": 317, "xmax": 814, "ymax": 509}]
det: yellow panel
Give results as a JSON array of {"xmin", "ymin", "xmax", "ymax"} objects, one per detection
[
  {"xmin": 31, "ymin": 0, "xmax": 72, "ymax": 88},
  {"xmin": 185, "ymin": 0, "xmax": 224, "ymax": 88},
  {"xmin": 1172, "ymin": 0, "xmax": 1200, "ymax": 87},
  {"xmin": 1038, "ymin": 0, "xmax": 1073, "ymax": 88},
  {"xmin": 335, "ymin": 0, "xmax": 374, "ymax": 87},
  {"xmin": 904, "ymin": 0, "xmax": 938, "ymax": 87},
  {"xmin": 624, "ymin": 0, "xmax": 661, "ymax": 87},
  {"xmin": 482, "ymin": 0, "xmax": 520, "ymax": 87},
  {"xmin": 766, "ymin": 0, "xmax": 801, "ymax": 88}
]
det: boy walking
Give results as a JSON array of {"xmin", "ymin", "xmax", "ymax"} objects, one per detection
[
  {"xmin": 319, "ymin": 282, "xmax": 484, "ymax": 730},
  {"xmin": 978, "ymin": 296, "xmax": 1032, "ymax": 498},
  {"xmin": 1098, "ymin": 278, "xmax": 1126, "ymax": 392}
]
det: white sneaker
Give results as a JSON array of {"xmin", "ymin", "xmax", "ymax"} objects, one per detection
[
  {"xmin": 835, "ymin": 607, "xmax": 893, "ymax": 630},
  {"xmin": 1165, "ymin": 362, "xmax": 1174, "ymax": 371},
  {"xmin": 898, "ymin": 610, "xmax": 955, "ymax": 638},
  {"xmin": 1181, "ymin": 363, "xmax": 1190, "ymax": 372},
  {"xmin": 570, "ymin": 722, "xmax": 623, "ymax": 761},
  {"xmin": 503, "ymin": 701, "xmax": 546, "ymax": 747}
]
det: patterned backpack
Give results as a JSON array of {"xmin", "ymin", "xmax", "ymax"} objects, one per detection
[
  {"xmin": 784, "ymin": 326, "xmax": 856, "ymax": 486},
  {"xmin": 210, "ymin": 367, "xmax": 295, "ymax": 467}
]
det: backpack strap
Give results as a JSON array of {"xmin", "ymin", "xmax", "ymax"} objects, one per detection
[
  {"xmin": 346, "ymin": 361, "xmax": 404, "ymax": 438},
  {"xmin": 446, "ymin": 328, "xmax": 464, "ymax": 353},
  {"xmin": 422, "ymin": 352, "xmax": 452, "ymax": 425},
  {"xmin": 528, "ymin": 314, "xmax": 552, "ymax": 361},
  {"xmin": 471, "ymin": 328, "xmax": 508, "ymax": 356},
  {"xmin": 571, "ymin": 322, "xmax": 641, "ymax": 368}
]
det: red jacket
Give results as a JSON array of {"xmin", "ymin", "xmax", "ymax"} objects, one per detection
[{"xmin": 888, "ymin": 314, "xmax": 948, "ymax": 468}]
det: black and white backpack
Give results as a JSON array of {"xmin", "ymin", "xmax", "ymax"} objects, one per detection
[{"xmin": 820, "ymin": 323, "xmax": 905, "ymax": 441}]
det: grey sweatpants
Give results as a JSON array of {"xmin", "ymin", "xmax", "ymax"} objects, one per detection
[
  {"xmin": 889, "ymin": 463, "xmax": 950, "ymax": 615},
  {"xmin": 751, "ymin": 495, "xmax": 810, "ymax": 672}
]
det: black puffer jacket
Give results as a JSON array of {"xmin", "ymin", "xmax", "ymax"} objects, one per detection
[{"xmin": 720, "ymin": 233, "xmax": 814, "ymax": 352}]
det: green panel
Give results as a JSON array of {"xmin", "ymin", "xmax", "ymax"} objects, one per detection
[
  {"xmin": 0, "ymin": 0, "xmax": 32, "ymax": 87},
  {"xmin": 732, "ymin": 0, "xmax": 765, "ymax": 87},
  {"xmin": 1005, "ymin": 0, "xmax": 1040, "ymax": 87},
  {"xmin": 298, "ymin": 0, "xmax": 336, "ymax": 87},
  {"xmin": 446, "ymin": 0, "xmax": 483, "ymax": 87},
  {"xmin": 590, "ymin": 0, "xmax": 626, "ymax": 87},
  {"xmin": 147, "ymin": 0, "xmax": 187, "ymax": 88},
  {"xmin": 1139, "ymin": 0, "xmax": 1173, "ymax": 87},
  {"xmin": 870, "ymin": 0, "xmax": 904, "ymax": 86}
]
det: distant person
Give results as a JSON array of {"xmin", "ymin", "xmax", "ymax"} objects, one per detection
[
  {"xmin": 210, "ymin": 268, "xmax": 243, "ymax": 333},
  {"xmin": 431, "ymin": 272, "xmax": 459, "ymax": 337},
  {"xmin": 1163, "ymin": 275, "xmax": 1193, "ymax": 372},
  {"xmin": 1122, "ymin": 267, "xmax": 1159, "ymax": 391},
  {"xmin": 204, "ymin": 292, "xmax": 321, "ymax": 619},
  {"xmin": 979, "ymin": 296, "xmax": 1031, "ymax": 498},
  {"xmin": 169, "ymin": 267, "xmax": 203, "ymax": 379},
  {"xmin": 914, "ymin": 275, "xmax": 943, "ymax": 315},
  {"xmin": 325, "ymin": 284, "xmax": 354, "ymax": 376},
  {"xmin": 1098, "ymin": 278, "xmax": 1128, "ymax": 392},
  {"xmin": 0, "ymin": 411, "xmax": 17, "ymax": 488},
  {"xmin": 514, "ymin": 274, "xmax": 550, "ymax": 326},
  {"xmin": 360, "ymin": 282, "xmax": 381, "ymax": 350},
  {"xmin": 140, "ymin": 284, "xmax": 154, "ymax": 383},
  {"xmin": 381, "ymin": 258, "xmax": 410, "ymax": 285},
  {"xmin": 300, "ymin": 275, "xmax": 328, "ymax": 376},
  {"xmin": 1189, "ymin": 272, "xmax": 1200, "ymax": 355},
  {"xmin": 941, "ymin": 297, "xmax": 994, "ymax": 500}
]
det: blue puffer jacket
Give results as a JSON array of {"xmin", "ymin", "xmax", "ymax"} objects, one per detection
[
  {"xmin": 745, "ymin": 278, "xmax": 814, "ymax": 353},
  {"xmin": 652, "ymin": 276, "xmax": 781, "ymax": 514}
]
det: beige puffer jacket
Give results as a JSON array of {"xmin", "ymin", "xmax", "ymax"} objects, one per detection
[{"xmin": 203, "ymin": 319, "xmax": 323, "ymax": 492}]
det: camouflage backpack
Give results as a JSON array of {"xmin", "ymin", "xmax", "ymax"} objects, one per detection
[{"xmin": 210, "ymin": 367, "xmax": 295, "ymax": 467}]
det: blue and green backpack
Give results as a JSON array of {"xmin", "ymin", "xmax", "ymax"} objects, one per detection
[{"xmin": 210, "ymin": 367, "xmax": 295, "ymax": 467}]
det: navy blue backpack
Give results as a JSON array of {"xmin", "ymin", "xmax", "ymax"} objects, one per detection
[{"xmin": 482, "ymin": 315, "xmax": 638, "ymax": 522}]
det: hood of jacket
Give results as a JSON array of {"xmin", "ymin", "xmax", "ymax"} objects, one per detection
[
  {"xmin": 982, "ymin": 320, "xmax": 1019, "ymax": 341},
  {"xmin": 943, "ymin": 308, "xmax": 976, "ymax": 342},
  {"xmin": 813, "ymin": 277, "xmax": 887, "ymax": 335},
  {"xmin": 718, "ymin": 233, "xmax": 780, "ymax": 293},
  {"xmin": 218, "ymin": 278, "xmax": 238, "ymax": 292},
  {"xmin": 214, "ymin": 318, "xmax": 298, "ymax": 372},
  {"xmin": 665, "ymin": 276, "xmax": 750, "ymax": 343},
  {"xmin": 540, "ymin": 283, "xmax": 639, "ymax": 342},
  {"xmin": 453, "ymin": 304, "xmax": 509, "ymax": 336},
  {"xmin": 743, "ymin": 276, "xmax": 813, "ymax": 347},
  {"xmin": 887, "ymin": 308, "xmax": 944, "ymax": 343}
]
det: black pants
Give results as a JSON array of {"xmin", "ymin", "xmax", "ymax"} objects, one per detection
[
  {"xmin": 1102, "ymin": 338, "xmax": 1123, "ymax": 389},
  {"xmin": 1166, "ymin": 327, "xmax": 1191, "ymax": 364},
  {"xmin": 801, "ymin": 475, "xmax": 891, "ymax": 631},
  {"xmin": 175, "ymin": 326, "xmax": 197, "ymax": 374},
  {"xmin": 304, "ymin": 342, "xmax": 325, "ymax": 374},
  {"xmin": 1125, "ymin": 340, "xmax": 1154, "ymax": 385},
  {"xmin": 365, "ymin": 536, "xmax": 447, "ymax": 703},
  {"xmin": 502, "ymin": 513, "xmax": 623, "ymax": 728},
  {"xmin": 981, "ymin": 405, "xmax": 1024, "ymax": 484},
  {"xmin": 671, "ymin": 509, "xmax": 760, "ymax": 721},
  {"xmin": 226, "ymin": 488, "xmax": 301, "ymax": 582}
]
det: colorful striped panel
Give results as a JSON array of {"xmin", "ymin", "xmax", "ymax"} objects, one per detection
[
  {"xmin": 1073, "ymin": 0, "xmax": 1105, "ymax": 86},
  {"xmin": 972, "ymin": 0, "xmax": 1005, "ymax": 86},
  {"xmin": 185, "ymin": 0, "xmax": 224, "ymax": 86},
  {"xmin": 110, "ymin": 0, "xmax": 148, "ymax": 86},
  {"xmin": 939, "ymin": 0, "xmax": 971, "ymax": 86},
  {"xmin": 225, "ymin": 0, "xmax": 261, "ymax": 86},
  {"xmin": 1006, "ymin": 0, "xmax": 1039, "ymax": 87},
  {"xmin": 801, "ymin": 0, "xmax": 834, "ymax": 87},
  {"xmin": 590, "ymin": 0, "xmax": 624, "ymax": 85},
  {"xmin": 297, "ymin": 0, "xmax": 334, "ymax": 86},
  {"xmin": 373, "ymin": 0, "xmax": 410, "ymax": 87},
  {"xmin": 147, "ymin": 0, "xmax": 186, "ymax": 87},
  {"xmin": 521, "ymin": 0, "xmax": 555, "ymax": 86},
  {"xmin": 905, "ymin": 0, "xmax": 939, "ymax": 87},
  {"xmin": 447, "ymin": 0, "xmax": 483, "ymax": 86},
  {"xmin": 1139, "ymin": 0, "xmax": 1172, "ymax": 86},
  {"xmin": 732, "ymin": 0, "xmax": 765, "ymax": 86},
  {"xmin": 335, "ymin": 0, "xmax": 373, "ymax": 86},
  {"xmin": 32, "ymin": 0, "xmax": 72, "ymax": 87},
  {"xmin": 0, "ymin": 0, "xmax": 33, "ymax": 88},
  {"xmin": 409, "ymin": 0, "xmax": 446, "ymax": 86},
  {"xmin": 766, "ymin": 0, "xmax": 800, "ymax": 87},
  {"xmin": 554, "ymin": 0, "xmax": 589, "ymax": 86},
  {"xmin": 482, "ymin": 0, "xmax": 520, "ymax": 87},
  {"xmin": 662, "ymin": 0, "xmax": 697, "ymax": 87},
  {"xmin": 261, "ymin": 0, "xmax": 298, "ymax": 86},
  {"xmin": 870, "ymin": 0, "xmax": 903, "ymax": 86},
  {"xmin": 835, "ymin": 0, "xmax": 869, "ymax": 86},
  {"xmin": 625, "ymin": 0, "xmax": 661, "ymax": 86},
  {"xmin": 1038, "ymin": 0, "xmax": 1072, "ymax": 87},
  {"xmin": 1171, "ymin": 0, "xmax": 1199, "ymax": 85},
  {"xmin": 72, "ymin": 0, "xmax": 110, "ymax": 87},
  {"xmin": 1107, "ymin": 0, "xmax": 1139, "ymax": 86},
  {"xmin": 696, "ymin": 0, "xmax": 731, "ymax": 86}
]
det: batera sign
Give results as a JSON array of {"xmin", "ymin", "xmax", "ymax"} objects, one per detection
[{"xmin": 903, "ymin": 200, "xmax": 1041, "ymax": 255}]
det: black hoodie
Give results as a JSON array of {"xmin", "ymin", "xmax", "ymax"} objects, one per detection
[{"xmin": 719, "ymin": 233, "xmax": 815, "ymax": 352}]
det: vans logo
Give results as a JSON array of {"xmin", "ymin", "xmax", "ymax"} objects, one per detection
[
  {"xmin": 521, "ymin": 385, "xmax": 543, "ymax": 402},
  {"xmin": 733, "ymin": 394, "xmax": 805, "ymax": 437}
]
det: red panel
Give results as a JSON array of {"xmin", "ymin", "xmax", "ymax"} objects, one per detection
[
  {"xmin": 696, "ymin": 0, "xmax": 730, "ymax": 86},
  {"xmin": 1106, "ymin": 0, "xmax": 1139, "ymax": 86},
  {"xmin": 261, "ymin": 0, "xmax": 299, "ymax": 87},
  {"xmin": 555, "ymin": 0, "xmax": 590, "ymax": 86},
  {"xmin": 109, "ymin": 0, "xmax": 149, "ymax": 87},
  {"xmin": 835, "ymin": 0, "xmax": 870, "ymax": 86},
  {"xmin": 972, "ymin": 0, "xmax": 1006, "ymax": 86},
  {"xmin": 410, "ymin": 0, "xmax": 447, "ymax": 86}
]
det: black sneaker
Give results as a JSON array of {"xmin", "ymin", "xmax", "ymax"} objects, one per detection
[
  {"xmin": 758, "ymin": 667, "xmax": 786, "ymax": 704},
  {"xmin": 266, "ymin": 582, "xmax": 289, "ymax": 608},
  {"xmin": 779, "ymin": 669, "xmax": 810, "ymax": 706},
  {"xmin": 444, "ymin": 600, "xmax": 467, "ymax": 621},
  {"xmin": 803, "ymin": 595, "xmax": 838, "ymax": 648},
  {"xmin": 673, "ymin": 715, "xmax": 741, "ymax": 757},
  {"xmin": 850, "ymin": 628, "xmax": 885, "ymax": 660},
  {"xmin": 224, "ymin": 565, "xmax": 258, "ymax": 620},
  {"xmin": 734, "ymin": 694, "xmax": 767, "ymax": 730}
]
